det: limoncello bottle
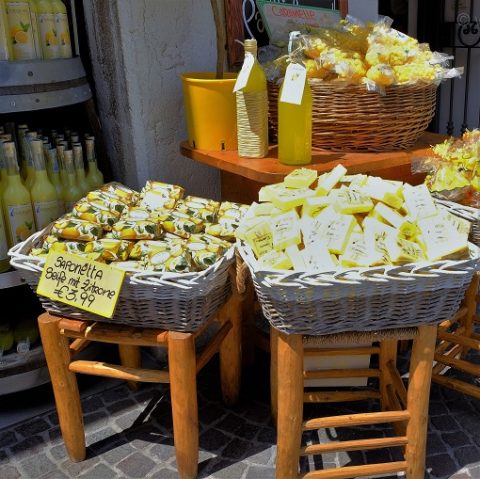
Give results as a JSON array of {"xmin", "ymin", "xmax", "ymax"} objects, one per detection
[
  {"xmin": 235, "ymin": 38, "xmax": 268, "ymax": 158},
  {"xmin": 24, "ymin": 130, "xmax": 38, "ymax": 190},
  {"xmin": 16, "ymin": 124, "xmax": 28, "ymax": 178},
  {"xmin": 0, "ymin": 0, "xmax": 13, "ymax": 60},
  {"xmin": 85, "ymin": 138, "xmax": 103, "ymax": 189},
  {"xmin": 30, "ymin": 139, "xmax": 59, "ymax": 230},
  {"xmin": 46, "ymin": 148, "xmax": 64, "ymax": 214},
  {"xmin": 62, "ymin": 149, "xmax": 81, "ymax": 211},
  {"xmin": 35, "ymin": 0, "xmax": 59, "ymax": 59},
  {"xmin": 2, "ymin": 141, "xmax": 35, "ymax": 246},
  {"xmin": 50, "ymin": 0, "xmax": 70, "ymax": 58},
  {"xmin": 72, "ymin": 142, "xmax": 89, "ymax": 197},
  {"xmin": 5, "ymin": 0, "xmax": 39, "ymax": 60},
  {"xmin": 56, "ymin": 140, "xmax": 66, "ymax": 185},
  {"xmin": 278, "ymin": 64, "xmax": 312, "ymax": 165}
]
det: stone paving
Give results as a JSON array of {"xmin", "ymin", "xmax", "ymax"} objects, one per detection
[{"xmin": 1, "ymin": 350, "xmax": 480, "ymax": 479}]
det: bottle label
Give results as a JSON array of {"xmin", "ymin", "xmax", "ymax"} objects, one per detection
[
  {"xmin": 0, "ymin": 216, "xmax": 9, "ymax": 262},
  {"xmin": 34, "ymin": 200, "xmax": 59, "ymax": 230},
  {"xmin": 7, "ymin": 203, "xmax": 35, "ymax": 244},
  {"xmin": 280, "ymin": 63, "xmax": 307, "ymax": 105},
  {"xmin": 55, "ymin": 12, "xmax": 72, "ymax": 58},
  {"xmin": 233, "ymin": 52, "xmax": 255, "ymax": 92},
  {"xmin": 5, "ymin": 1, "xmax": 37, "ymax": 60},
  {"xmin": 0, "ymin": 9, "xmax": 9, "ymax": 60},
  {"xmin": 38, "ymin": 13, "xmax": 59, "ymax": 59}
]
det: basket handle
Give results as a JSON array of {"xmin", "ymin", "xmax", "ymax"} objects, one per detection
[{"xmin": 235, "ymin": 249, "xmax": 251, "ymax": 295}]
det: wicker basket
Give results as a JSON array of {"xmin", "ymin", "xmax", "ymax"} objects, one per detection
[
  {"xmin": 238, "ymin": 241, "xmax": 479, "ymax": 336},
  {"xmin": 9, "ymin": 228, "xmax": 235, "ymax": 332},
  {"xmin": 267, "ymin": 80, "xmax": 437, "ymax": 152},
  {"xmin": 435, "ymin": 199, "xmax": 480, "ymax": 248}
]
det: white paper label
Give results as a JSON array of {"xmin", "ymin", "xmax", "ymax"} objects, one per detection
[
  {"xmin": 34, "ymin": 200, "xmax": 59, "ymax": 230},
  {"xmin": 233, "ymin": 52, "xmax": 255, "ymax": 92},
  {"xmin": 280, "ymin": 63, "xmax": 307, "ymax": 105}
]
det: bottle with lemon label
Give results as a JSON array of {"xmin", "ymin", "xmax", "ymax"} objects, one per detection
[
  {"xmin": 85, "ymin": 138, "xmax": 104, "ymax": 189},
  {"xmin": 23, "ymin": 130, "xmax": 38, "ymax": 191},
  {"xmin": 46, "ymin": 148, "xmax": 65, "ymax": 214},
  {"xmin": 5, "ymin": 0, "xmax": 39, "ymax": 59},
  {"xmin": 0, "ymin": 0, "xmax": 13, "ymax": 60},
  {"xmin": 62, "ymin": 149, "xmax": 81, "ymax": 210},
  {"xmin": 35, "ymin": 0, "xmax": 59, "ymax": 59},
  {"xmin": 72, "ymin": 142, "xmax": 89, "ymax": 197},
  {"xmin": 50, "ymin": 0, "xmax": 70, "ymax": 58},
  {"xmin": 30, "ymin": 139, "xmax": 59, "ymax": 229},
  {"xmin": 2, "ymin": 141, "xmax": 35, "ymax": 246}
]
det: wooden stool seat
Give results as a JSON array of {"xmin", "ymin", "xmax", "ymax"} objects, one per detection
[
  {"xmin": 38, "ymin": 288, "xmax": 242, "ymax": 479},
  {"xmin": 272, "ymin": 324, "xmax": 437, "ymax": 479},
  {"xmin": 433, "ymin": 273, "xmax": 480, "ymax": 398}
]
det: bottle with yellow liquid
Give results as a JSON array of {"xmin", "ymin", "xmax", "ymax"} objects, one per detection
[
  {"xmin": 278, "ymin": 62, "xmax": 312, "ymax": 165},
  {"xmin": 35, "ymin": 0, "xmax": 59, "ymax": 59},
  {"xmin": 5, "ymin": 0, "xmax": 39, "ymax": 60},
  {"xmin": 0, "ymin": 0, "xmax": 13, "ymax": 60},
  {"xmin": 50, "ymin": 0, "xmax": 70, "ymax": 58},
  {"xmin": 234, "ymin": 38, "xmax": 268, "ymax": 158},
  {"xmin": 0, "ymin": 134, "xmax": 12, "ymax": 196},
  {"xmin": 56, "ymin": 140, "xmax": 66, "ymax": 186},
  {"xmin": 24, "ymin": 130, "xmax": 38, "ymax": 190},
  {"xmin": 46, "ymin": 148, "xmax": 64, "ymax": 214},
  {"xmin": 62, "ymin": 149, "xmax": 81, "ymax": 210},
  {"xmin": 85, "ymin": 137, "xmax": 104, "ymax": 189},
  {"xmin": 16, "ymin": 124, "xmax": 28, "ymax": 178},
  {"xmin": 72, "ymin": 142, "xmax": 89, "ymax": 197},
  {"xmin": 30, "ymin": 139, "xmax": 59, "ymax": 230},
  {"xmin": 2, "ymin": 141, "xmax": 35, "ymax": 246}
]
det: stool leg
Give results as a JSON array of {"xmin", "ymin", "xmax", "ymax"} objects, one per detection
[
  {"xmin": 118, "ymin": 344, "xmax": 141, "ymax": 391},
  {"xmin": 379, "ymin": 340, "xmax": 398, "ymax": 411},
  {"xmin": 168, "ymin": 332, "xmax": 198, "ymax": 479},
  {"xmin": 405, "ymin": 325, "xmax": 437, "ymax": 479},
  {"xmin": 276, "ymin": 332, "xmax": 303, "ymax": 479},
  {"xmin": 219, "ymin": 292, "xmax": 242, "ymax": 406},
  {"xmin": 270, "ymin": 326, "xmax": 279, "ymax": 424},
  {"xmin": 38, "ymin": 313, "xmax": 85, "ymax": 462},
  {"xmin": 461, "ymin": 274, "xmax": 480, "ymax": 359}
]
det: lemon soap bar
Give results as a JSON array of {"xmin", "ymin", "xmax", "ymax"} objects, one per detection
[
  {"xmin": 360, "ymin": 176, "xmax": 404, "ymax": 209},
  {"xmin": 302, "ymin": 242, "xmax": 336, "ymax": 272},
  {"xmin": 315, "ymin": 164, "xmax": 347, "ymax": 196},
  {"xmin": 334, "ymin": 188, "xmax": 374, "ymax": 214},
  {"xmin": 340, "ymin": 232, "xmax": 375, "ymax": 267},
  {"xmin": 257, "ymin": 250, "xmax": 293, "ymax": 270},
  {"xmin": 284, "ymin": 168, "xmax": 317, "ymax": 189},
  {"xmin": 285, "ymin": 245, "xmax": 306, "ymax": 270},
  {"xmin": 403, "ymin": 184, "xmax": 438, "ymax": 220},
  {"xmin": 270, "ymin": 186, "xmax": 315, "ymax": 211},
  {"xmin": 270, "ymin": 210, "xmax": 301, "ymax": 251},
  {"xmin": 244, "ymin": 220, "xmax": 274, "ymax": 258},
  {"xmin": 302, "ymin": 196, "xmax": 331, "ymax": 218}
]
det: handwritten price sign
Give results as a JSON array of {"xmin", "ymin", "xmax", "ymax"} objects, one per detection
[{"xmin": 37, "ymin": 251, "xmax": 126, "ymax": 319}]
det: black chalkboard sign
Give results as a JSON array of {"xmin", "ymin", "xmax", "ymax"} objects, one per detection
[{"xmin": 243, "ymin": 0, "xmax": 339, "ymax": 45}]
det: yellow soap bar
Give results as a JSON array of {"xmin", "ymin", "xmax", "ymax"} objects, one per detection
[
  {"xmin": 340, "ymin": 232, "xmax": 374, "ymax": 267},
  {"xmin": 285, "ymin": 245, "xmax": 306, "ymax": 271},
  {"xmin": 270, "ymin": 186, "xmax": 315, "ymax": 211},
  {"xmin": 321, "ymin": 213, "xmax": 357, "ymax": 255},
  {"xmin": 244, "ymin": 220, "xmax": 274, "ymax": 258},
  {"xmin": 144, "ymin": 180, "xmax": 184, "ymax": 200},
  {"xmin": 302, "ymin": 242, "xmax": 336, "ymax": 272},
  {"xmin": 438, "ymin": 209, "xmax": 471, "ymax": 238},
  {"xmin": 315, "ymin": 164, "xmax": 347, "ymax": 196},
  {"xmin": 302, "ymin": 196, "xmax": 331, "ymax": 218},
  {"xmin": 84, "ymin": 239, "xmax": 133, "ymax": 262},
  {"xmin": 339, "ymin": 174, "xmax": 368, "ymax": 186},
  {"xmin": 51, "ymin": 219, "xmax": 103, "ymax": 241},
  {"xmin": 140, "ymin": 190, "xmax": 177, "ymax": 210},
  {"xmin": 385, "ymin": 237, "xmax": 425, "ymax": 264},
  {"xmin": 112, "ymin": 220, "xmax": 161, "ymax": 240},
  {"xmin": 284, "ymin": 168, "xmax": 317, "ymax": 189},
  {"xmin": 403, "ymin": 184, "xmax": 438, "ymax": 220},
  {"xmin": 360, "ymin": 176, "xmax": 404, "ymax": 209},
  {"xmin": 334, "ymin": 189, "xmax": 374, "ymax": 214},
  {"xmin": 270, "ymin": 210, "xmax": 301, "ymax": 251},
  {"xmin": 363, "ymin": 217, "xmax": 397, "ymax": 265},
  {"xmin": 257, "ymin": 249, "xmax": 293, "ymax": 270},
  {"xmin": 258, "ymin": 183, "xmax": 286, "ymax": 202},
  {"xmin": 123, "ymin": 207, "xmax": 152, "ymax": 221}
]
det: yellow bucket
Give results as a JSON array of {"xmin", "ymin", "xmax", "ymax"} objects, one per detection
[{"xmin": 182, "ymin": 72, "xmax": 237, "ymax": 151}]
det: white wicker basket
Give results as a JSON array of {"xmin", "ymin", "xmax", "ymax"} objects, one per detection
[
  {"xmin": 435, "ymin": 199, "xmax": 480, "ymax": 247},
  {"xmin": 238, "ymin": 241, "xmax": 480, "ymax": 336},
  {"xmin": 9, "ymin": 228, "xmax": 235, "ymax": 332}
]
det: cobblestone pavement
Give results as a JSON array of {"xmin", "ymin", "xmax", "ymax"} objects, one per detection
[{"xmin": 1, "ymin": 350, "xmax": 480, "ymax": 479}]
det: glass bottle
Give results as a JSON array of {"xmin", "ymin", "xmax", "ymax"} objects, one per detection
[
  {"xmin": 72, "ymin": 142, "xmax": 89, "ymax": 197},
  {"xmin": 50, "ymin": 0, "xmax": 70, "ymax": 58},
  {"xmin": 16, "ymin": 124, "xmax": 28, "ymax": 178},
  {"xmin": 0, "ymin": 144, "xmax": 9, "ymax": 271},
  {"xmin": 235, "ymin": 38, "xmax": 268, "ymax": 158},
  {"xmin": 30, "ymin": 139, "xmax": 59, "ymax": 230},
  {"xmin": 24, "ymin": 130, "xmax": 38, "ymax": 190},
  {"xmin": 35, "ymin": 0, "xmax": 59, "ymax": 59},
  {"xmin": 278, "ymin": 64, "xmax": 312, "ymax": 165},
  {"xmin": 85, "ymin": 137, "xmax": 104, "ymax": 189},
  {"xmin": 46, "ymin": 148, "xmax": 64, "ymax": 214},
  {"xmin": 62, "ymin": 149, "xmax": 81, "ymax": 210},
  {"xmin": 2, "ymin": 141, "xmax": 35, "ymax": 246},
  {"xmin": 5, "ymin": 0, "xmax": 40, "ymax": 60},
  {"xmin": 55, "ymin": 140, "xmax": 66, "ymax": 186},
  {"xmin": 0, "ymin": 0, "xmax": 12, "ymax": 60}
]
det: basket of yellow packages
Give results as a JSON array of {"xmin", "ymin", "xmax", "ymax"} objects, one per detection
[
  {"xmin": 235, "ymin": 165, "xmax": 479, "ymax": 335},
  {"xmin": 10, "ymin": 181, "xmax": 249, "ymax": 332},
  {"xmin": 265, "ymin": 16, "xmax": 462, "ymax": 152}
]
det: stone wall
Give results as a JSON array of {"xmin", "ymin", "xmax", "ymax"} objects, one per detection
[{"xmin": 82, "ymin": 0, "xmax": 221, "ymax": 198}]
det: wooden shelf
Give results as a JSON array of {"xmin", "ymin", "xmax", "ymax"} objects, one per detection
[{"xmin": 180, "ymin": 132, "xmax": 448, "ymax": 203}]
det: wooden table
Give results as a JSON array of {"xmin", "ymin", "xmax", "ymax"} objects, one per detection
[{"xmin": 180, "ymin": 132, "xmax": 447, "ymax": 203}]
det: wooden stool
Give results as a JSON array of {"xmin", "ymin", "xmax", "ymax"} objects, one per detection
[
  {"xmin": 38, "ymin": 290, "xmax": 242, "ymax": 479},
  {"xmin": 272, "ymin": 325, "xmax": 437, "ymax": 479},
  {"xmin": 433, "ymin": 272, "xmax": 480, "ymax": 398}
]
